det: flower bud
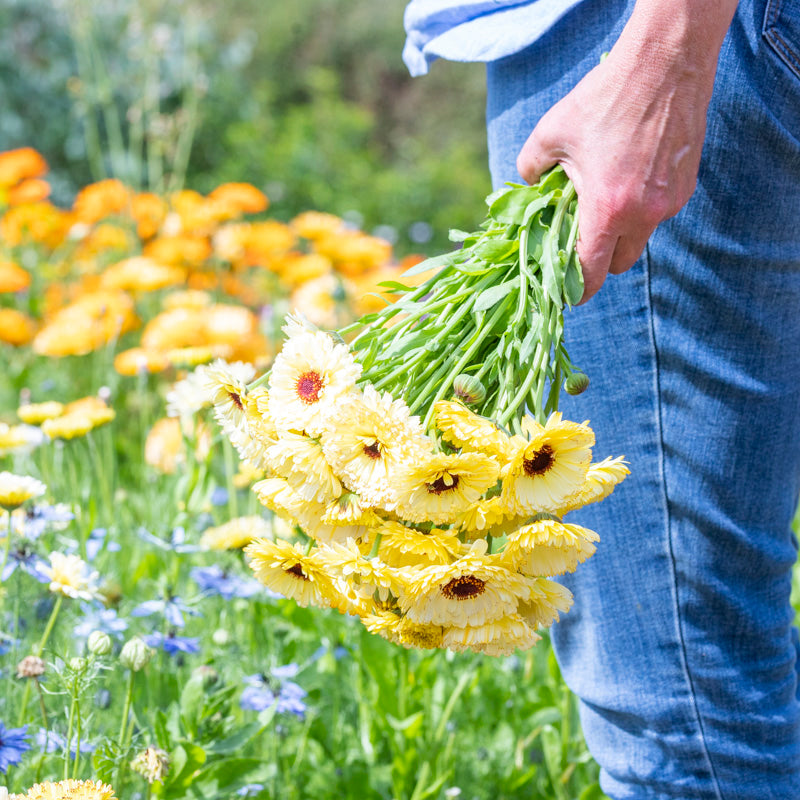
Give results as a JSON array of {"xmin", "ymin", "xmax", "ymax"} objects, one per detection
[
  {"xmin": 564, "ymin": 372, "xmax": 590, "ymax": 395},
  {"xmin": 130, "ymin": 746, "xmax": 170, "ymax": 784},
  {"xmin": 16, "ymin": 655, "xmax": 46, "ymax": 679},
  {"xmin": 192, "ymin": 664, "xmax": 219, "ymax": 688},
  {"xmin": 69, "ymin": 656, "xmax": 87, "ymax": 672},
  {"xmin": 212, "ymin": 628, "xmax": 231, "ymax": 646},
  {"xmin": 452, "ymin": 374, "xmax": 486, "ymax": 406},
  {"xmin": 120, "ymin": 637, "xmax": 155, "ymax": 672},
  {"xmin": 87, "ymin": 630, "xmax": 113, "ymax": 657}
]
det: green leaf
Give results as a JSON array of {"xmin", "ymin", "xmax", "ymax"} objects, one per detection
[
  {"xmin": 472, "ymin": 280, "xmax": 517, "ymax": 312},
  {"xmin": 563, "ymin": 251, "xmax": 584, "ymax": 306},
  {"xmin": 489, "ymin": 185, "xmax": 543, "ymax": 225},
  {"xmin": 401, "ymin": 251, "xmax": 452, "ymax": 277},
  {"xmin": 386, "ymin": 711, "xmax": 425, "ymax": 738},
  {"xmin": 204, "ymin": 722, "xmax": 264, "ymax": 756},
  {"xmin": 179, "ymin": 674, "xmax": 206, "ymax": 734},
  {"xmin": 474, "ymin": 237, "xmax": 519, "ymax": 263},
  {"xmin": 189, "ymin": 757, "xmax": 265, "ymax": 794},
  {"xmin": 376, "ymin": 280, "xmax": 414, "ymax": 293},
  {"xmin": 448, "ymin": 228, "xmax": 471, "ymax": 242}
]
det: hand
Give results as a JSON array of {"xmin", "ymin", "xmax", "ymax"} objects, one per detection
[{"xmin": 516, "ymin": 0, "xmax": 736, "ymax": 302}]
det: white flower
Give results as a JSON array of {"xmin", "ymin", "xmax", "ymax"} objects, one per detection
[{"xmin": 42, "ymin": 553, "xmax": 100, "ymax": 601}]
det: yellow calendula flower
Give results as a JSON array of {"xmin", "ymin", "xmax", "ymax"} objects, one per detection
[
  {"xmin": 200, "ymin": 515, "xmax": 274, "ymax": 550},
  {"xmin": 203, "ymin": 361, "xmax": 253, "ymax": 436},
  {"xmin": 316, "ymin": 539, "xmax": 405, "ymax": 598},
  {"xmin": 400, "ymin": 541, "xmax": 538, "ymax": 628},
  {"xmin": 517, "ymin": 578, "xmax": 574, "ymax": 629},
  {"xmin": 374, "ymin": 519, "xmax": 461, "ymax": 568},
  {"xmin": 321, "ymin": 386, "xmax": 431, "ymax": 509},
  {"xmin": 144, "ymin": 417, "xmax": 210, "ymax": 474},
  {"xmin": 361, "ymin": 610, "xmax": 444, "ymax": 650},
  {"xmin": 442, "ymin": 613, "xmax": 541, "ymax": 657},
  {"xmin": 500, "ymin": 412, "xmax": 595, "ymax": 515},
  {"xmin": 0, "ymin": 423, "xmax": 45, "ymax": 457},
  {"xmin": 454, "ymin": 495, "xmax": 515, "ymax": 539},
  {"xmin": 41, "ymin": 414, "xmax": 94, "ymax": 441},
  {"xmin": 268, "ymin": 328, "xmax": 361, "ymax": 436},
  {"xmin": 267, "ymin": 430, "xmax": 342, "ymax": 503},
  {"xmin": 100, "ymin": 256, "xmax": 185, "ymax": 293},
  {"xmin": 114, "ymin": 347, "xmax": 171, "ymax": 376},
  {"xmin": 62, "ymin": 396, "xmax": 115, "ymax": 428},
  {"xmin": 502, "ymin": 517, "xmax": 599, "ymax": 577},
  {"xmin": 433, "ymin": 400, "xmax": 509, "ymax": 459},
  {"xmin": 17, "ymin": 401, "xmax": 64, "ymax": 424},
  {"xmin": 556, "ymin": 455, "xmax": 630, "ymax": 515},
  {"xmin": 393, "ymin": 451, "xmax": 500, "ymax": 525},
  {"xmin": 321, "ymin": 492, "xmax": 373, "ymax": 526},
  {"xmin": 0, "ymin": 471, "xmax": 46, "ymax": 511},
  {"xmin": 245, "ymin": 537, "xmax": 334, "ymax": 608},
  {"xmin": 42, "ymin": 552, "xmax": 99, "ymax": 601},
  {"xmin": 15, "ymin": 779, "xmax": 117, "ymax": 800}
]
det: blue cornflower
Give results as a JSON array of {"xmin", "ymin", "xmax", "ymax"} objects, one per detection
[
  {"xmin": 210, "ymin": 486, "xmax": 229, "ymax": 507},
  {"xmin": 1, "ymin": 545, "xmax": 49, "ymax": 583},
  {"xmin": 132, "ymin": 595, "xmax": 200, "ymax": 628},
  {"xmin": 73, "ymin": 604, "xmax": 128, "ymax": 640},
  {"xmin": 137, "ymin": 526, "xmax": 201, "ymax": 553},
  {"xmin": 35, "ymin": 728, "xmax": 96, "ymax": 758},
  {"xmin": 0, "ymin": 722, "xmax": 29, "ymax": 773},
  {"xmin": 238, "ymin": 785, "xmax": 265, "ymax": 797},
  {"xmin": 190, "ymin": 565, "xmax": 269, "ymax": 600},
  {"xmin": 143, "ymin": 631, "xmax": 201, "ymax": 656},
  {"xmin": 240, "ymin": 668, "xmax": 307, "ymax": 718},
  {"xmin": 22, "ymin": 502, "xmax": 74, "ymax": 540}
]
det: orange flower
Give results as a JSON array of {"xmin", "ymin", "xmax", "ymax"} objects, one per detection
[
  {"xmin": 162, "ymin": 289, "xmax": 212, "ymax": 310},
  {"xmin": 32, "ymin": 290, "xmax": 138, "ymax": 356},
  {"xmin": 314, "ymin": 230, "xmax": 393, "ymax": 276},
  {"xmin": 114, "ymin": 347, "xmax": 171, "ymax": 376},
  {"xmin": 0, "ymin": 147, "xmax": 48, "ymax": 188},
  {"xmin": 0, "ymin": 308, "xmax": 36, "ymax": 345},
  {"xmin": 0, "ymin": 202, "xmax": 71, "ymax": 249},
  {"xmin": 74, "ymin": 223, "xmax": 134, "ymax": 261},
  {"xmin": 204, "ymin": 304, "xmax": 260, "ymax": 346},
  {"xmin": 100, "ymin": 256, "xmax": 186, "ymax": 293},
  {"xmin": 130, "ymin": 192, "xmax": 168, "ymax": 239},
  {"xmin": 240, "ymin": 220, "xmax": 296, "ymax": 266},
  {"xmin": 141, "ymin": 307, "xmax": 206, "ymax": 351},
  {"xmin": 145, "ymin": 416, "xmax": 211, "ymax": 474},
  {"xmin": 207, "ymin": 182, "xmax": 269, "ymax": 215},
  {"xmin": 273, "ymin": 252, "xmax": 332, "ymax": 287},
  {"xmin": 7, "ymin": 177, "xmax": 51, "ymax": 205},
  {"xmin": 291, "ymin": 210, "xmax": 343, "ymax": 241},
  {"xmin": 0, "ymin": 259, "xmax": 31, "ymax": 293},
  {"xmin": 144, "ymin": 234, "xmax": 212, "ymax": 266},
  {"xmin": 73, "ymin": 179, "xmax": 131, "ymax": 224}
]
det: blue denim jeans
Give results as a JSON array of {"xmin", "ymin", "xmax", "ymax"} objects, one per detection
[{"xmin": 486, "ymin": 1, "xmax": 800, "ymax": 797}]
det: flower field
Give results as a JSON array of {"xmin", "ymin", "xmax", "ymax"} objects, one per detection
[{"xmin": 0, "ymin": 148, "xmax": 612, "ymax": 800}]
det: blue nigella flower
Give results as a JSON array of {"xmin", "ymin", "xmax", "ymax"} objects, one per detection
[
  {"xmin": 36, "ymin": 728, "xmax": 96, "ymax": 758},
  {"xmin": 143, "ymin": 631, "xmax": 201, "ymax": 656},
  {"xmin": 1, "ymin": 545, "xmax": 49, "ymax": 583},
  {"xmin": 238, "ymin": 785, "xmax": 265, "ymax": 797},
  {"xmin": 73, "ymin": 604, "xmax": 128, "ymax": 640},
  {"xmin": 22, "ymin": 502, "xmax": 74, "ymax": 540},
  {"xmin": 240, "ymin": 668, "xmax": 307, "ymax": 718},
  {"xmin": 190, "ymin": 565, "xmax": 270, "ymax": 600},
  {"xmin": 0, "ymin": 722, "xmax": 29, "ymax": 773},
  {"xmin": 137, "ymin": 526, "xmax": 201, "ymax": 553},
  {"xmin": 210, "ymin": 486, "xmax": 229, "ymax": 507},
  {"xmin": 132, "ymin": 595, "xmax": 200, "ymax": 629}
]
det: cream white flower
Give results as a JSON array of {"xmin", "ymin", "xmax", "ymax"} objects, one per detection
[
  {"xmin": 0, "ymin": 471, "xmax": 46, "ymax": 510},
  {"xmin": 42, "ymin": 553, "xmax": 99, "ymax": 601}
]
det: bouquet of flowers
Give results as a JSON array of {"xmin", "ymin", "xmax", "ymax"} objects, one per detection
[{"xmin": 209, "ymin": 167, "xmax": 628, "ymax": 656}]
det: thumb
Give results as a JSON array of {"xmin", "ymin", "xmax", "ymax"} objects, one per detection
[{"xmin": 516, "ymin": 114, "xmax": 564, "ymax": 185}]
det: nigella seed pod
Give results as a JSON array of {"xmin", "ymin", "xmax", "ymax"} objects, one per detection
[
  {"xmin": 565, "ymin": 372, "xmax": 590, "ymax": 395},
  {"xmin": 452, "ymin": 374, "xmax": 486, "ymax": 406},
  {"xmin": 120, "ymin": 637, "xmax": 155, "ymax": 672}
]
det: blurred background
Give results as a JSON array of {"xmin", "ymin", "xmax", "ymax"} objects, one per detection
[{"xmin": 0, "ymin": 0, "xmax": 490, "ymax": 254}]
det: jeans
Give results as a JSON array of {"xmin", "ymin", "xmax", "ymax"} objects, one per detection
[{"xmin": 486, "ymin": 1, "xmax": 800, "ymax": 797}]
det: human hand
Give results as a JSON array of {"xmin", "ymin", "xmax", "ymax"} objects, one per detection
[{"xmin": 516, "ymin": 0, "xmax": 737, "ymax": 302}]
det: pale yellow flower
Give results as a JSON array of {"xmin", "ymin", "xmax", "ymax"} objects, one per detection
[
  {"xmin": 321, "ymin": 386, "xmax": 431, "ymax": 508},
  {"xmin": 374, "ymin": 519, "xmax": 461, "ymax": 568},
  {"xmin": 393, "ymin": 451, "xmax": 500, "ymax": 525},
  {"xmin": 433, "ymin": 400, "xmax": 509, "ymax": 459},
  {"xmin": 267, "ymin": 430, "xmax": 342, "ymax": 503},
  {"xmin": 502, "ymin": 517, "xmax": 599, "ymax": 576},
  {"xmin": 268, "ymin": 329, "xmax": 361, "ymax": 436},
  {"xmin": 201, "ymin": 516, "xmax": 274, "ymax": 550},
  {"xmin": 556, "ymin": 456, "xmax": 630, "ymax": 515},
  {"xmin": 17, "ymin": 401, "xmax": 64, "ymax": 424},
  {"xmin": 42, "ymin": 552, "xmax": 99, "ymax": 601},
  {"xmin": 0, "ymin": 471, "xmax": 46, "ymax": 510},
  {"xmin": 442, "ymin": 613, "xmax": 540, "ymax": 657},
  {"xmin": 15, "ymin": 779, "xmax": 116, "ymax": 800},
  {"xmin": 245, "ymin": 538, "xmax": 334, "ymax": 608},
  {"xmin": 500, "ymin": 412, "xmax": 594, "ymax": 515},
  {"xmin": 517, "ymin": 579, "xmax": 574, "ymax": 628}
]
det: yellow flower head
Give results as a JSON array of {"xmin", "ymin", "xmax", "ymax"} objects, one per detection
[
  {"xmin": 502, "ymin": 517, "xmax": 599, "ymax": 577},
  {"xmin": 15, "ymin": 779, "xmax": 117, "ymax": 800},
  {"xmin": 41, "ymin": 414, "xmax": 93, "ymax": 441},
  {"xmin": 500, "ymin": 412, "xmax": 594, "ymax": 515},
  {"xmin": 267, "ymin": 430, "xmax": 343, "ymax": 504},
  {"xmin": 42, "ymin": 552, "xmax": 99, "ymax": 601},
  {"xmin": 361, "ymin": 610, "xmax": 444, "ymax": 651},
  {"xmin": 442, "ymin": 613, "xmax": 541, "ymax": 657},
  {"xmin": 517, "ymin": 578, "xmax": 574, "ymax": 628},
  {"xmin": 0, "ymin": 471, "xmax": 46, "ymax": 510},
  {"xmin": 321, "ymin": 386, "xmax": 431, "ymax": 509},
  {"xmin": 0, "ymin": 308, "xmax": 37, "ymax": 345},
  {"xmin": 17, "ymin": 402, "xmax": 64, "ymax": 425},
  {"xmin": 400, "ymin": 541, "xmax": 537, "ymax": 628},
  {"xmin": 245, "ymin": 537, "xmax": 334, "ymax": 608},
  {"xmin": 433, "ymin": 400, "xmax": 509, "ymax": 459},
  {"xmin": 374, "ymin": 519, "xmax": 461, "ymax": 568},
  {"xmin": 556, "ymin": 456, "xmax": 630, "ymax": 515},
  {"xmin": 268, "ymin": 329, "xmax": 361, "ymax": 437},
  {"xmin": 0, "ymin": 423, "xmax": 45, "ymax": 457},
  {"xmin": 393, "ymin": 451, "xmax": 500, "ymax": 525},
  {"xmin": 200, "ymin": 515, "xmax": 274, "ymax": 550}
]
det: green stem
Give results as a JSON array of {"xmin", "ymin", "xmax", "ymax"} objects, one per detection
[{"xmin": 65, "ymin": 695, "xmax": 77, "ymax": 780}]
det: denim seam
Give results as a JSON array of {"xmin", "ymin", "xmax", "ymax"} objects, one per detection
[
  {"xmin": 763, "ymin": 0, "xmax": 800, "ymax": 80},
  {"xmin": 644, "ymin": 241, "xmax": 724, "ymax": 800}
]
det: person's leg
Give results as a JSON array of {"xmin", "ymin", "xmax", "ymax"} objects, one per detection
[{"xmin": 487, "ymin": 1, "xmax": 800, "ymax": 797}]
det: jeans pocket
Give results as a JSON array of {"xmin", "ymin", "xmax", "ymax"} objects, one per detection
[{"xmin": 763, "ymin": 0, "xmax": 800, "ymax": 79}]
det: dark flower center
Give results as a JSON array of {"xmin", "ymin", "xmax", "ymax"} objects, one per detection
[
  {"xmin": 426, "ymin": 474, "xmax": 459, "ymax": 495},
  {"xmin": 441, "ymin": 575, "xmax": 486, "ymax": 600},
  {"xmin": 228, "ymin": 391, "xmax": 244, "ymax": 410},
  {"xmin": 362, "ymin": 441, "xmax": 382, "ymax": 460},
  {"xmin": 285, "ymin": 563, "xmax": 309, "ymax": 581},
  {"xmin": 523, "ymin": 445, "xmax": 554, "ymax": 476},
  {"xmin": 296, "ymin": 371, "xmax": 324, "ymax": 404}
]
